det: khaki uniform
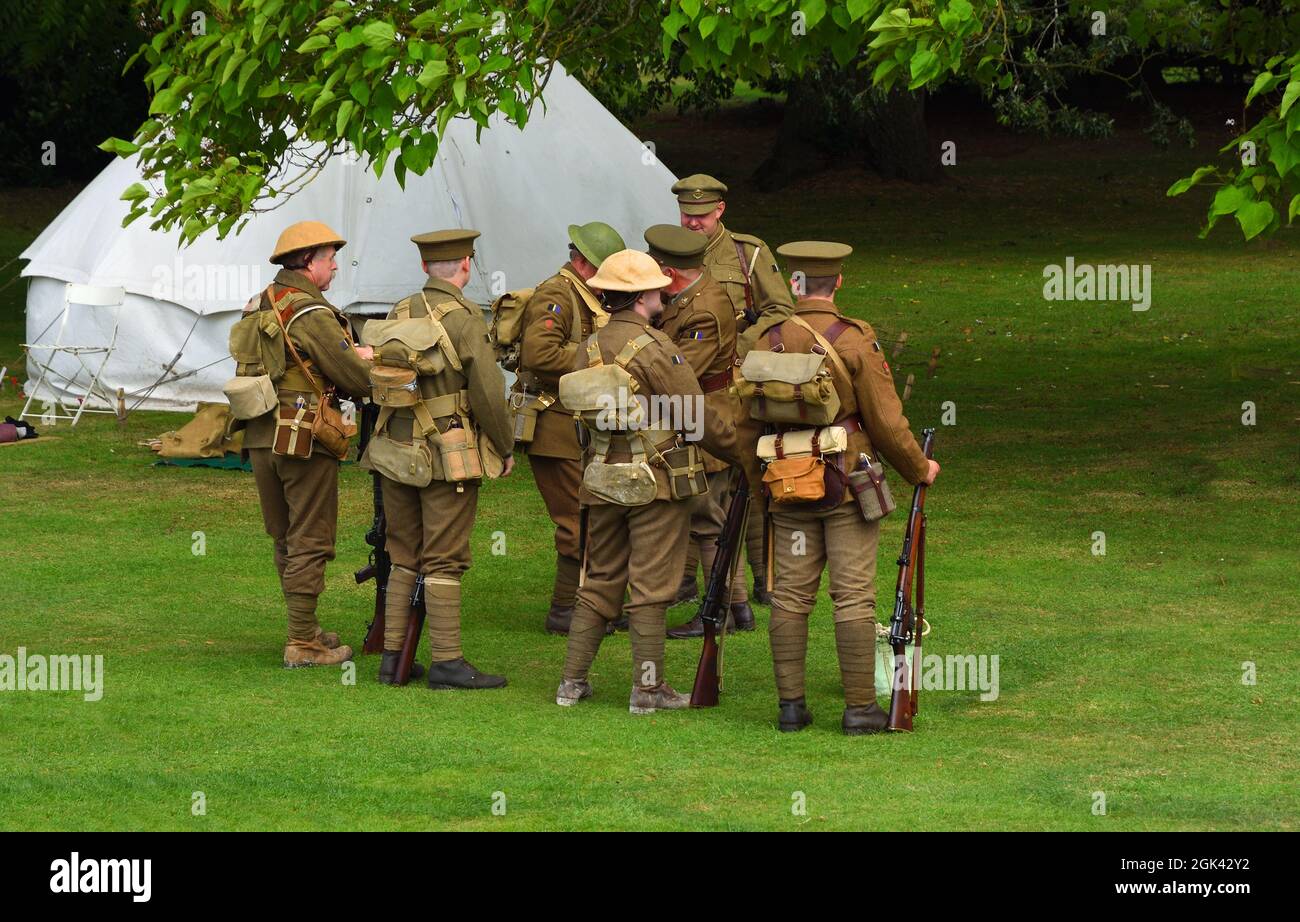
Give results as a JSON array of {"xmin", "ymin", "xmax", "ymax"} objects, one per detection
[
  {"xmin": 562, "ymin": 314, "xmax": 704, "ymax": 689},
  {"xmin": 656, "ymin": 271, "xmax": 746, "ymax": 603},
  {"xmin": 702, "ymin": 223, "xmax": 794, "ymax": 587},
  {"xmin": 369, "ymin": 277, "xmax": 513, "ymax": 663},
  {"xmin": 756, "ymin": 297, "xmax": 929, "ymax": 708},
  {"xmin": 238, "ymin": 268, "xmax": 372, "ymax": 642},
  {"xmin": 515, "ymin": 263, "xmax": 607, "ymax": 607}
]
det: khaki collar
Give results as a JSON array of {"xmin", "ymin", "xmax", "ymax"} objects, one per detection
[
  {"xmin": 705, "ymin": 222, "xmax": 730, "ymax": 252},
  {"xmin": 670, "ymin": 272, "xmax": 705, "ymax": 305},
  {"xmin": 423, "ymin": 276, "xmax": 465, "ymax": 300},
  {"xmin": 609, "ymin": 311, "xmax": 651, "ymax": 329},
  {"xmin": 794, "ymin": 296, "xmax": 840, "ymax": 316},
  {"xmin": 274, "ymin": 268, "xmax": 326, "ymax": 301}
]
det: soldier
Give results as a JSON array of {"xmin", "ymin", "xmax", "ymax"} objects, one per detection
[
  {"xmin": 755, "ymin": 241, "xmax": 940, "ymax": 735},
  {"xmin": 554, "ymin": 250, "xmax": 708, "ymax": 715},
  {"xmin": 232, "ymin": 221, "xmax": 375, "ymax": 668},
  {"xmin": 642, "ymin": 224, "xmax": 753, "ymax": 638},
  {"xmin": 363, "ymin": 230, "xmax": 516, "ymax": 689},
  {"xmin": 515, "ymin": 222, "xmax": 626, "ymax": 635},
  {"xmin": 673, "ymin": 173, "xmax": 794, "ymax": 607}
]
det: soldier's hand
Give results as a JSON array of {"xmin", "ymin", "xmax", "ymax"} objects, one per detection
[
  {"xmin": 502, "ymin": 454, "xmax": 515, "ymax": 477},
  {"xmin": 354, "ymin": 345, "xmax": 374, "ymax": 361},
  {"xmin": 923, "ymin": 459, "xmax": 940, "ymax": 485}
]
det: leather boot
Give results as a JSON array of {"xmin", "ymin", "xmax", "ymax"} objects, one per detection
[
  {"xmin": 545, "ymin": 603, "xmax": 574, "ymax": 635},
  {"xmin": 730, "ymin": 601, "xmax": 755, "ymax": 632},
  {"xmin": 426, "ymin": 657, "xmax": 507, "ymax": 690},
  {"xmin": 673, "ymin": 573, "xmax": 698, "ymax": 605},
  {"xmin": 842, "ymin": 703, "xmax": 889, "ymax": 735},
  {"xmin": 629, "ymin": 682, "xmax": 689, "ymax": 715},
  {"xmin": 667, "ymin": 607, "xmax": 737, "ymax": 639},
  {"xmin": 377, "ymin": 651, "xmax": 426, "ymax": 685},
  {"xmin": 777, "ymin": 697, "xmax": 814, "ymax": 733},
  {"xmin": 555, "ymin": 678, "xmax": 593, "ymax": 706},
  {"xmin": 283, "ymin": 638, "xmax": 353, "ymax": 668},
  {"xmin": 752, "ymin": 578, "xmax": 774, "ymax": 606},
  {"xmin": 314, "ymin": 628, "xmax": 341, "ymax": 649}
]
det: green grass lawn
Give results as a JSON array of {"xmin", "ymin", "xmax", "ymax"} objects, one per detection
[{"xmin": 0, "ymin": 122, "xmax": 1297, "ymax": 831}]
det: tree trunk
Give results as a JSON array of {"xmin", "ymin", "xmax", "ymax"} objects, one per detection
[
  {"xmin": 859, "ymin": 87, "xmax": 938, "ymax": 182},
  {"xmin": 752, "ymin": 65, "xmax": 937, "ymax": 190}
]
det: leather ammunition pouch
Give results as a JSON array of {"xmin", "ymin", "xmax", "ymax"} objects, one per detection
[{"xmin": 273, "ymin": 404, "xmax": 316, "ymax": 459}]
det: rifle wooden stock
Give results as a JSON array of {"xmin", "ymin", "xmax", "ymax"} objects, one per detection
[
  {"xmin": 887, "ymin": 428, "xmax": 935, "ymax": 732},
  {"xmin": 394, "ymin": 576, "xmax": 425, "ymax": 686},
  {"xmin": 690, "ymin": 475, "xmax": 750, "ymax": 708}
]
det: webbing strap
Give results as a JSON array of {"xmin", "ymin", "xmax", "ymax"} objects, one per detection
[
  {"xmin": 787, "ymin": 315, "xmax": 851, "ymax": 382},
  {"xmin": 559, "ymin": 267, "xmax": 610, "ymax": 332}
]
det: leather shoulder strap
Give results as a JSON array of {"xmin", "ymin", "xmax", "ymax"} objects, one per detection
[{"xmin": 788, "ymin": 315, "xmax": 851, "ymax": 382}]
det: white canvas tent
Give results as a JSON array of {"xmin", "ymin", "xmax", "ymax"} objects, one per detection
[{"xmin": 21, "ymin": 65, "xmax": 679, "ymax": 411}]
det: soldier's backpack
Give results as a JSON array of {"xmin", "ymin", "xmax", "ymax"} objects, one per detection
[
  {"xmin": 560, "ymin": 333, "xmax": 705, "ymax": 505},
  {"xmin": 487, "ymin": 287, "xmax": 535, "ymax": 372},
  {"xmin": 362, "ymin": 293, "xmax": 499, "ymax": 488},
  {"xmin": 735, "ymin": 316, "xmax": 849, "ymax": 425},
  {"xmin": 223, "ymin": 285, "xmax": 334, "ymax": 420}
]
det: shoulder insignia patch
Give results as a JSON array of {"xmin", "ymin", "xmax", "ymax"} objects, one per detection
[
  {"xmin": 690, "ymin": 331, "xmax": 705, "ymax": 340},
  {"xmin": 549, "ymin": 303, "xmax": 562, "ymax": 313},
  {"xmin": 340, "ymin": 339, "xmax": 349, "ymax": 350},
  {"xmin": 672, "ymin": 354, "xmax": 684, "ymax": 365},
  {"xmin": 544, "ymin": 317, "xmax": 554, "ymax": 330},
  {"xmin": 872, "ymin": 340, "xmax": 881, "ymax": 352}
]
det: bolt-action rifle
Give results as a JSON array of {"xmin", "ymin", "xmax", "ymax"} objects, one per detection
[
  {"xmin": 887, "ymin": 427, "xmax": 935, "ymax": 732},
  {"xmin": 690, "ymin": 473, "xmax": 750, "ymax": 707}
]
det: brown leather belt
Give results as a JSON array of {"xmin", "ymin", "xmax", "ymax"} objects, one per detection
[
  {"xmin": 699, "ymin": 368, "xmax": 732, "ymax": 393},
  {"xmin": 836, "ymin": 414, "xmax": 864, "ymax": 435}
]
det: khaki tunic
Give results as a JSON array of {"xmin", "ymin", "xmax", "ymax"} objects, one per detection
[
  {"xmin": 702, "ymin": 222, "xmax": 794, "ymax": 355},
  {"xmin": 372, "ymin": 277, "xmax": 513, "ymax": 577},
  {"xmin": 515, "ymin": 263, "xmax": 604, "ymax": 563},
  {"xmin": 238, "ymin": 269, "xmax": 372, "ymax": 604},
  {"xmin": 655, "ymin": 271, "xmax": 741, "ymax": 472},
  {"xmin": 517, "ymin": 263, "xmax": 604, "ymax": 461},
  {"xmin": 749, "ymin": 297, "xmax": 930, "ymax": 493},
  {"xmin": 568, "ymin": 311, "xmax": 702, "ymax": 686}
]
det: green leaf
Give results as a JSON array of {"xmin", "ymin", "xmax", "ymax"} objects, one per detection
[
  {"xmin": 909, "ymin": 49, "xmax": 940, "ymax": 84},
  {"xmin": 361, "ymin": 21, "xmax": 396, "ymax": 49},
  {"xmin": 417, "ymin": 60, "xmax": 449, "ymax": 88},
  {"xmin": 296, "ymin": 35, "xmax": 331, "ymax": 53},
  {"xmin": 1235, "ymin": 200, "xmax": 1275, "ymax": 240},
  {"xmin": 393, "ymin": 75, "xmax": 418, "ymax": 103},
  {"xmin": 236, "ymin": 58, "xmax": 259, "ymax": 96},
  {"xmin": 350, "ymin": 80, "xmax": 370, "ymax": 105},
  {"xmin": 847, "ymin": 0, "xmax": 874, "ymax": 21},
  {"xmin": 1288, "ymin": 194, "xmax": 1300, "ymax": 223},
  {"xmin": 680, "ymin": 0, "xmax": 701, "ymax": 17},
  {"xmin": 1245, "ymin": 71, "xmax": 1283, "ymax": 107},
  {"xmin": 1210, "ymin": 184, "xmax": 1250, "ymax": 216},
  {"xmin": 410, "ymin": 10, "xmax": 440, "ymax": 30},
  {"xmin": 119, "ymin": 182, "xmax": 149, "ymax": 202},
  {"xmin": 699, "ymin": 15, "xmax": 719, "ymax": 38},
  {"xmin": 1267, "ymin": 130, "xmax": 1300, "ymax": 177},
  {"xmin": 1281, "ymin": 79, "xmax": 1300, "ymax": 118},
  {"xmin": 336, "ymin": 100, "xmax": 355, "ymax": 136},
  {"xmin": 452, "ymin": 76, "xmax": 467, "ymax": 107},
  {"xmin": 869, "ymin": 9, "xmax": 911, "ymax": 31},
  {"xmin": 1165, "ymin": 166, "xmax": 1215, "ymax": 197},
  {"xmin": 800, "ymin": 0, "xmax": 827, "ymax": 29},
  {"xmin": 99, "ymin": 137, "xmax": 141, "ymax": 157}
]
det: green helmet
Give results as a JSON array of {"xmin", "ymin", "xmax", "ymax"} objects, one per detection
[{"xmin": 567, "ymin": 222, "xmax": 626, "ymax": 268}]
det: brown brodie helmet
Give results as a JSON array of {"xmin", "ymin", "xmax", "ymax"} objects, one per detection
[{"xmin": 270, "ymin": 221, "xmax": 347, "ymax": 265}]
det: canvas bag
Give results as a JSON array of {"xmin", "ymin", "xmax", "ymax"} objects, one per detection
[
  {"xmin": 223, "ymin": 286, "xmax": 293, "ymax": 418},
  {"xmin": 270, "ymin": 305, "xmax": 356, "ymax": 460},
  {"xmin": 559, "ymin": 333, "xmax": 667, "ymax": 506},
  {"xmin": 487, "ymin": 287, "xmax": 535, "ymax": 372},
  {"xmin": 736, "ymin": 315, "xmax": 855, "ymax": 425},
  {"xmin": 758, "ymin": 426, "xmax": 849, "ymax": 508}
]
